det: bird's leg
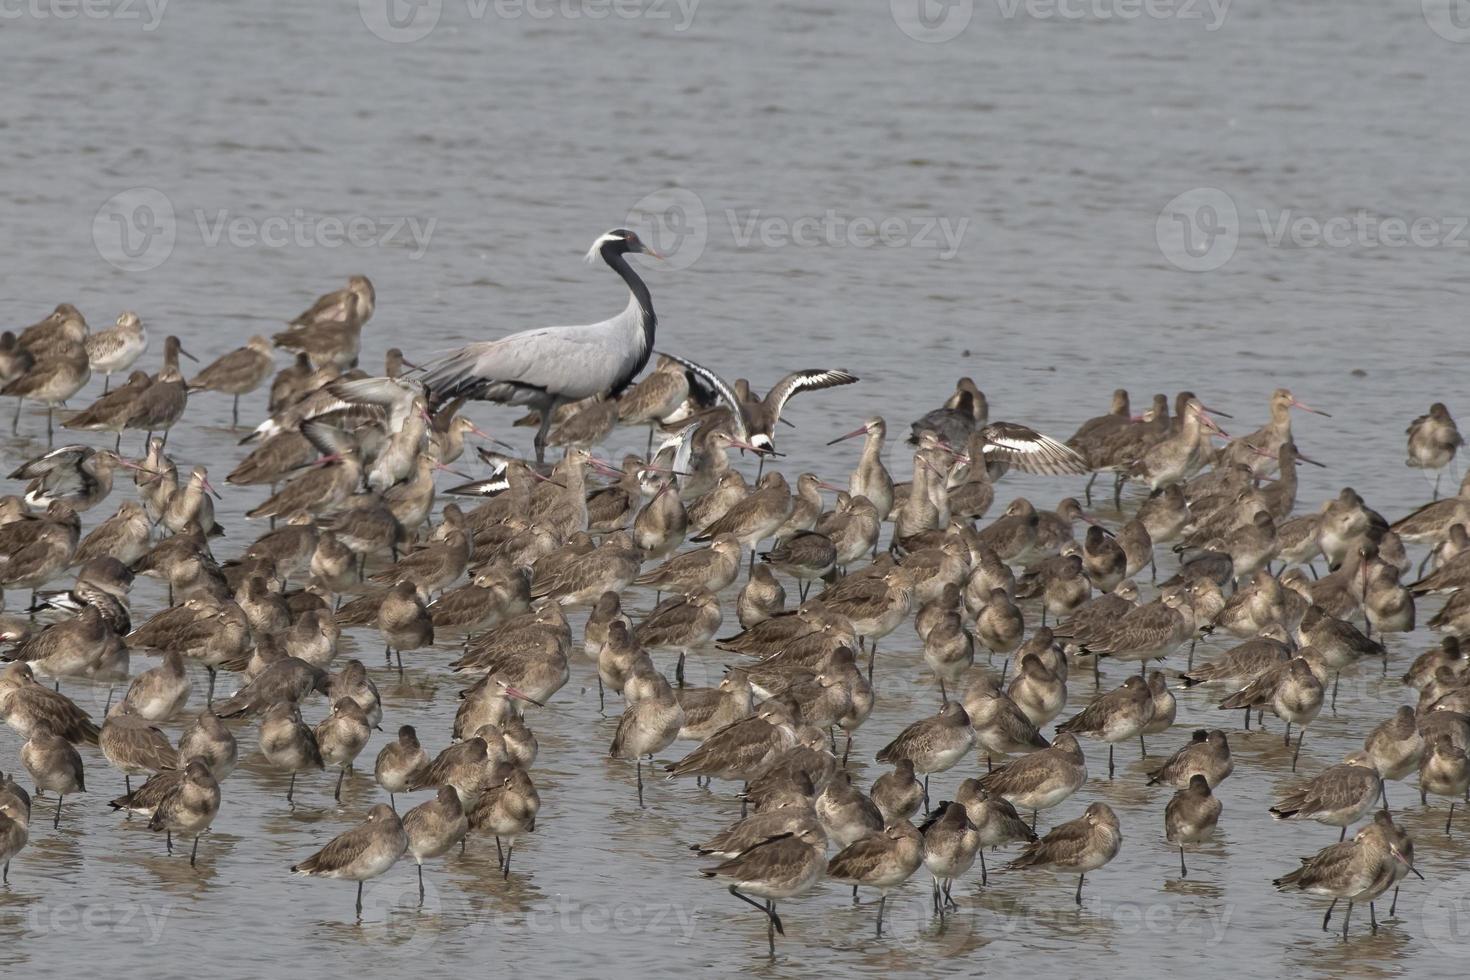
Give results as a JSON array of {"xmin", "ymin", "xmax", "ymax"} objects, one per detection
[
  {"xmin": 418, "ymin": 863, "xmax": 425, "ymax": 904},
  {"xmin": 1075, "ymin": 874, "xmax": 1085, "ymax": 905},
  {"xmin": 126, "ymin": 774, "xmax": 132, "ymax": 795},
  {"xmin": 103, "ymin": 374, "xmax": 110, "ymax": 394},
  {"xmin": 1390, "ymin": 887, "xmax": 1400, "ymax": 917},
  {"xmin": 1083, "ymin": 473, "xmax": 1096, "ymax": 506},
  {"xmin": 1139, "ymin": 734, "xmax": 1147, "ymax": 759},
  {"xmin": 876, "ymin": 893, "xmax": 886, "ymax": 936},
  {"xmin": 495, "ymin": 836, "xmax": 505, "ymax": 869},
  {"xmin": 1179, "ymin": 845, "xmax": 1187, "ymax": 877},
  {"xmin": 1448, "ymin": 801, "xmax": 1456, "ymax": 835},
  {"xmin": 1339, "ymin": 826, "xmax": 1346, "ymax": 842},
  {"xmin": 939, "ymin": 678, "xmax": 947, "ymax": 703},
  {"xmin": 287, "ymin": 770, "xmax": 296, "ymax": 804},
  {"xmin": 842, "ymin": 733, "xmax": 853, "ymax": 768},
  {"xmin": 1370, "ymin": 901, "xmax": 1378, "ymax": 933},
  {"xmin": 923, "ymin": 774, "xmax": 930, "ymax": 811},
  {"xmin": 503, "ymin": 843, "xmax": 513, "ymax": 879},
  {"xmin": 598, "ymin": 676, "xmax": 605, "ymax": 713},
  {"xmin": 190, "ymin": 834, "xmax": 200, "ymax": 868},
  {"xmin": 1187, "ymin": 639, "xmax": 1196, "ymax": 671},
  {"xmin": 980, "ymin": 849, "xmax": 988, "ymax": 886},
  {"xmin": 165, "ymin": 829, "xmax": 173, "ymax": 855},
  {"xmin": 1342, "ymin": 901, "xmax": 1352, "ymax": 940},
  {"xmin": 1283, "ymin": 721, "xmax": 1291, "ymax": 749},
  {"xmin": 931, "ymin": 876, "xmax": 941, "ymax": 916},
  {"xmin": 676, "ymin": 652, "xmax": 686, "ymax": 688},
  {"xmin": 1332, "ymin": 672, "xmax": 1340, "ymax": 711},
  {"xmin": 1292, "ymin": 727, "xmax": 1305, "ymax": 772},
  {"xmin": 356, "ymin": 881, "xmax": 364, "ymax": 919},
  {"xmin": 1323, "ymin": 898, "xmax": 1336, "ymax": 930},
  {"xmin": 637, "ymin": 758, "xmax": 645, "ymax": 809},
  {"xmin": 534, "ymin": 408, "xmax": 553, "ymax": 467},
  {"xmin": 9, "ymin": 398, "xmax": 17, "ymax": 435},
  {"xmin": 46, "ymin": 405, "xmax": 53, "ymax": 447},
  {"xmin": 335, "ymin": 766, "xmax": 346, "ymax": 802},
  {"xmin": 206, "ymin": 667, "xmax": 217, "ymax": 704},
  {"xmin": 53, "ymin": 794, "xmax": 62, "ymax": 830},
  {"xmin": 1108, "ymin": 744, "xmax": 1115, "ymax": 779},
  {"xmin": 232, "ymin": 394, "xmax": 240, "ymax": 429}
]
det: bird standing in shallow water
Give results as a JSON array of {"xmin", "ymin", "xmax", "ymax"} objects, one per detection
[{"xmin": 419, "ymin": 230, "xmax": 662, "ymax": 465}]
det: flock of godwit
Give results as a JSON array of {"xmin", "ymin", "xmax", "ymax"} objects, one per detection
[{"xmin": 0, "ymin": 230, "xmax": 1464, "ymax": 954}]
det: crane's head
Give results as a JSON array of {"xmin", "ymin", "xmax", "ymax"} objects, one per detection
[{"xmin": 586, "ymin": 228, "xmax": 664, "ymax": 263}]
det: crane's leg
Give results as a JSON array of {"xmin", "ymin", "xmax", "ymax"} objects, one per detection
[{"xmin": 533, "ymin": 400, "xmax": 557, "ymax": 467}]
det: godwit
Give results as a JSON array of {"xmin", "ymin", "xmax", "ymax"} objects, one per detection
[
  {"xmin": 122, "ymin": 335, "xmax": 195, "ymax": 448},
  {"xmin": 316, "ymin": 699, "xmax": 372, "ymax": 802},
  {"xmin": 1270, "ymin": 754, "xmax": 1383, "ymax": 840},
  {"xmin": 826, "ymin": 819, "xmax": 924, "ymax": 936},
  {"xmin": 4, "ymin": 337, "xmax": 90, "ymax": 445},
  {"xmin": 20, "ymin": 730, "xmax": 84, "ymax": 828},
  {"xmin": 1405, "ymin": 403, "xmax": 1464, "ymax": 499},
  {"xmin": 147, "ymin": 760, "xmax": 221, "ymax": 866},
  {"xmin": 467, "ymin": 761, "xmax": 539, "ymax": 877},
  {"xmin": 692, "ymin": 471, "xmax": 793, "ymax": 574},
  {"xmin": 376, "ymin": 581, "xmax": 432, "ymax": 673},
  {"xmin": 1165, "ymin": 774, "xmax": 1221, "ymax": 877},
  {"xmin": 258, "ymin": 703, "xmax": 325, "ymax": 804},
  {"xmin": 655, "ymin": 356, "xmax": 858, "ymax": 456},
  {"xmin": 699, "ymin": 825, "xmax": 826, "ymax": 956},
  {"xmin": 1147, "ymin": 729, "xmax": 1233, "ymax": 788},
  {"xmin": 85, "ymin": 311, "xmax": 148, "ymax": 392},
  {"xmin": 402, "ymin": 786, "xmax": 468, "ymax": 902},
  {"xmin": 1220, "ymin": 388, "xmax": 1330, "ymax": 477},
  {"xmin": 909, "ymin": 378, "xmax": 987, "ymax": 447},
  {"xmin": 10, "ymin": 445, "xmax": 127, "ymax": 512},
  {"xmin": 920, "ymin": 801, "xmax": 981, "ymax": 914},
  {"xmin": 1220, "ymin": 654, "xmax": 1325, "ymax": 768},
  {"xmin": 1418, "ymin": 734, "xmax": 1470, "ymax": 832},
  {"xmin": 1004, "ymin": 652, "xmax": 1067, "ymax": 729},
  {"xmin": 188, "ymin": 335, "xmax": 275, "ymax": 427},
  {"xmin": 375, "ymin": 725, "xmax": 430, "ymax": 807},
  {"xmin": 274, "ymin": 281, "xmax": 372, "ymax": 371},
  {"xmin": 875, "ymin": 701, "xmax": 975, "ymax": 808},
  {"xmin": 829, "ymin": 417, "xmax": 894, "ymax": 521},
  {"xmin": 121, "ymin": 651, "xmax": 191, "ymax": 723},
  {"xmin": 666, "ymin": 701, "xmax": 798, "ymax": 787},
  {"xmin": 1007, "ymin": 802, "xmax": 1122, "ymax": 905},
  {"xmin": 1402, "ymin": 636, "xmax": 1465, "ymax": 690},
  {"xmin": 99, "ymin": 703, "xmax": 177, "ymax": 794},
  {"xmin": 292, "ymin": 803, "xmax": 407, "ymax": 918},
  {"xmin": 177, "ymin": 710, "xmax": 237, "ymax": 781},
  {"xmin": 675, "ymin": 667, "xmax": 754, "ymax": 741},
  {"xmin": 610, "ymin": 666, "xmax": 685, "ymax": 806},
  {"xmin": 963, "ymin": 671, "xmax": 1049, "ymax": 768},
  {"xmin": 871, "ymin": 759, "xmax": 924, "ymax": 823},
  {"xmin": 1057, "ymin": 674, "xmax": 1156, "ymax": 775},
  {"xmin": 74, "ymin": 499, "xmax": 151, "ymax": 568},
  {"xmin": 1273, "ymin": 815, "xmax": 1420, "ymax": 937},
  {"xmin": 1363, "ymin": 706, "xmax": 1423, "ymax": 806},
  {"xmin": 737, "ymin": 563, "xmax": 786, "ymax": 629},
  {"xmin": 0, "ymin": 662, "xmax": 100, "ymax": 743},
  {"xmin": 617, "ymin": 354, "xmax": 690, "ymax": 454},
  {"xmin": 761, "ymin": 532, "xmax": 837, "ymax": 603},
  {"xmin": 0, "ymin": 798, "xmax": 26, "ymax": 882},
  {"xmin": 635, "ymin": 533, "xmax": 742, "ymax": 596}
]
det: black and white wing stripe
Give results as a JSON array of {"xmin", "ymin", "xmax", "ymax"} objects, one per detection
[
  {"xmin": 652, "ymin": 351, "xmax": 749, "ymax": 441},
  {"xmin": 979, "ymin": 422, "xmax": 1091, "ymax": 476},
  {"xmin": 446, "ymin": 452, "xmax": 511, "ymax": 497},
  {"xmin": 8, "ymin": 445, "xmax": 91, "ymax": 480},
  {"xmin": 765, "ymin": 369, "xmax": 859, "ymax": 422},
  {"xmin": 300, "ymin": 421, "xmax": 359, "ymax": 461}
]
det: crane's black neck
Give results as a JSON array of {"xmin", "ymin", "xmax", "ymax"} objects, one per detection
[{"xmin": 604, "ymin": 246, "xmax": 656, "ymax": 344}]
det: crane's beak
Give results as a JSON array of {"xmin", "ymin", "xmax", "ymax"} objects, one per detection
[{"xmin": 641, "ymin": 244, "xmax": 666, "ymax": 260}]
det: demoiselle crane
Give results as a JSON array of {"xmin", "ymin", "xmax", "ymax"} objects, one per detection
[{"xmin": 418, "ymin": 229, "xmax": 662, "ymax": 465}]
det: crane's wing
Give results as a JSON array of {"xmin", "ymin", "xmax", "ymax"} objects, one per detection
[
  {"xmin": 765, "ymin": 369, "xmax": 859, "ymax": 421},
  {"xmin": 652, "ymin": 351, "xmax": 747, "ymax": 440}
]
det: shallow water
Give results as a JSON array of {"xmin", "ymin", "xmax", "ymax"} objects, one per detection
[{"xmin": 4, "ymin": 0, "xmax": 1470, "ymax": 976}]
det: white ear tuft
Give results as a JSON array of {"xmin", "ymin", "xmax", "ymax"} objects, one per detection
[{"xmin": 585, "ymin": 230, "xmax": 623, "ymax": 263}]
